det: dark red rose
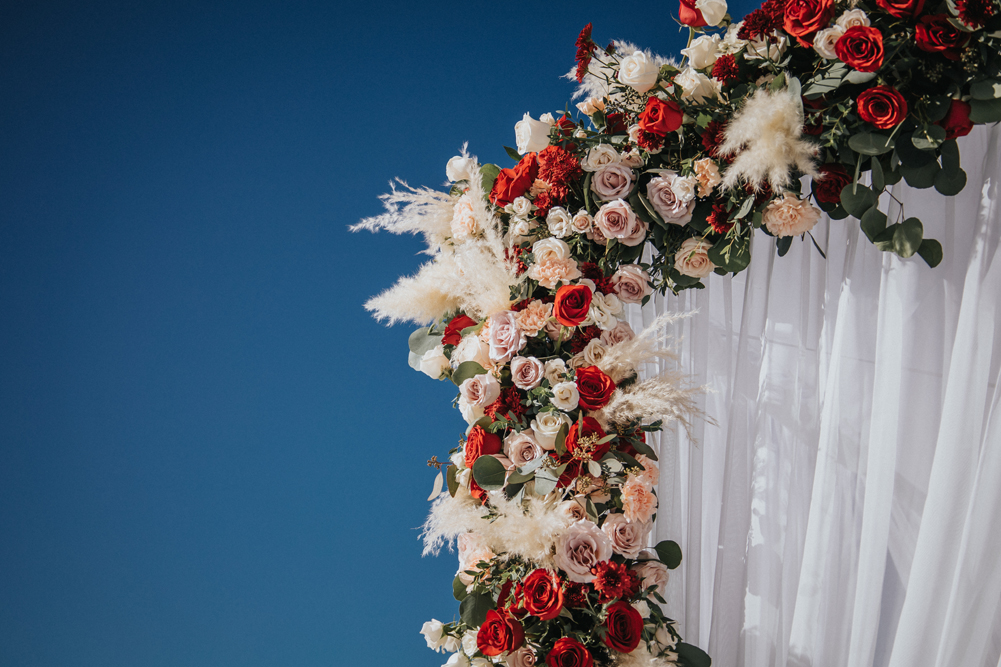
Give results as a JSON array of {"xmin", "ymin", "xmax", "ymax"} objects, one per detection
[
  {"xmin": 876, "ymin": 0, "xmax": 925, "ymax": 17},
  {"xmin": 678, "ymin": 0, "xmax": 708, "ymax": 26},
  {"xmin": 465, "ymin": 425, "xmax": 502, "ymax": 468},
  {"xmin": 938, "ymin": 99, "xmax": 974, "ymax": 140},
  {"xmin": 477, "ymin": 609, "xmax": 525, "ymax": 656},
  {"xmin": 638, "ymin": 97, "xmax": 684, "ymax": 136},
  {"xmin": 442, "ymin": 315, "xmax": 477, "ymax": 346},
  {"xmin": 915, "ymin": 14, "xmax": 970, "ymax": 61},
  {"xmin": 857, "ymin": 85, "xmax": 908, "ymax": 129},
  {"xmin": 553, "ymin": 284, "xmax": 593, "ymax": 327},
  {"xmin": 835, "ymin": 26, "xmax": 884, "ymax": 73},
  {"xmin": 521, "ymin": 569, "xmax": 564, "ymax": 620},
  {"xmin": 604, "ymin": 112, "xmax": 627, "ymax": 135},
  {"xmin": 497, "ymin": 581, "xmax": 527, "ymax": 617},
  {"xmin": 602, "ymin": 601, "xmax": 644, "ymax": 653},
  {"xmin": 812, "ymin": 163, "xmax": 852, "ymax": 204},
  {"xmin": 490, "ymin": 153, "xmax": 539, "ymax": 207},
  {"xmin": 574, "ymin": 366, "xmax": 616, "ymax": 411},
  {"xmin": 546, "ymin": 637, "xmax": 594, "ymax": 667},
  {"xmin": 784, "ymin": 0, "xmax": 836, "ymax": 46}
]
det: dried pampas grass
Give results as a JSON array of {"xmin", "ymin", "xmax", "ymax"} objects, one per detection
[
  {"xmin": 422, "ymin": 491, "xmax": 569, "ymax": 567},
  {"xmin": 614, "ymin": 645, "xmax": 679, "ymax": 667},
  {"xmin": 567, "ymin": 42, "xmax": 677, "ymax": 102},
  {"xmin": 718, "ymin": 87, "xmax": 818, "ymax": 192}
]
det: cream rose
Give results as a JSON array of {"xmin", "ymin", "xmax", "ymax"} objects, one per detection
[
  {"xmin": 601, "ymin": 513, "xmax": 651, "ymax": 559},
  {"xmin": 583, "ymin": 292, "xmax": 623, "ymax": 330},
  {"xmin": 671, "ymin": 175, "xmax": 698, "ymax": 204},
  {"xmin": 459, "ymin": 372, "xmax": 500, "ymax": 407},
  {"xmin": 510, "ymin": 217, "xmax": 534, "ymax": 242},
  {"xmin": 422, "ymin": 619, "xmax": 447, "ymax": 651},
  {"xmin": 594, "ymin": 199, "xmax": 649, "ymax": 247},
  {"xmin": 620, "ymin": 150, "xmax": 644, "ymax": 169},
  {"xmin": 543, "ymin": 358, "xmax": 568, "ymax": 386},
  {"xmin": 420, "ymin": 345, "xmax": 451, "ymax": 379},
  {"xmin": 511, "ymin": 356, "xmax": 545, "ymax": 390},
  {"xmin": 504, "ymin": 431, "xmax": 544, "ymax": 468},
  {"xmin": 618, "ymin": 50, "xmax": 660, "ymax": 93},
  {"xmin": 720, "ymin": 22, "xmax": 748, "ymax": 54},
  {"xmin": 444, "ymin": 652, "xmax": 471, "ymax": 667},
  {"xmin": 610, "ymin": 264, "xmax": 653, "ymax": 304},
  {"xmin": 571, "ymin": 210, "xmax": 594, "ymax": 234},
  {"xmin": 546, "ymin": 207, "xmax": 573, "ymax": 238},
  {"xmin": 452, "ymin": 335, "xmax": 491, "ymax": 369},
  {"xmin": 674, "ymin": 237, "xmax": 715, "ymax": 278},
  {"xmin": 531, "ymin": 237, "xmax": 572, "ymax": 264},
  {"xmin": 512, "ymin": 196, "xmax": 534, "ymax": 218},
  {"xmin": 515, "ymin": 112, "xmax": 552, "ymax": 154},
  {"xmin": 581, "ymin": 144, "xmax": 621, "ymax": 172},
  {"xmin": 675, "ymin": 67, "xmax": 719, "ymax": 103},
  {"xmin": 590, "ymin": 164, "xmax": 634, "ymax": 201},
  {"xmin": 551, "ymin": 381, "xmax": 580, "ymax": 411},
  {"xmin": 531, "ymin": 410, "xmax": 571, "ymax": 450},
  {"xmin": 600, "ymin": 321, "xmax": 635, "ymax": 346},
  {"xmin": 570, "ymin": 338, "xmax": 607, "ymax": 369},
  {"xmin": 762, "ymin": 192, "xmax": 822, "ymax": 237},
  {"xmin": 681, "ymin": 33, "xmax": 721, "ymax": 70},
  {"xmin": 647, "ymin": 172, "xmax": 695, "ymax": 225},
  {"xmin": 836, "ymin": 8, "xmax": 870, "ymax": 29},
  {"xmin": 576, "ymin": 96, "xmax": 606, "ymax": 116},
  {"xmin": 746, "ymin": 32, "xmax": 789, "ymax": 60},
  {"xmin": 488, "ymin": 311, "xmax": 526, "ymax": 363},
  {"xmin": 696, "ymin": 0, "xmax": 728, "ymax": 25},
  {"xmin": 458, "ymin": 397, "xmax": 484, "ymax": 426},
  {"xmin": 560, "ymin": 498, "xmax": 588, "ymax": 523},
  {"xmin": 555, "ymin": 519, "xmax": 614, "ymax": 582},
  {"xmin": 813, "ymin": 26, "xmax": 844, "ymax": 60},
  {"xmin": 446, "ymin": 156, "xmax": 476, "ymax": 183}
]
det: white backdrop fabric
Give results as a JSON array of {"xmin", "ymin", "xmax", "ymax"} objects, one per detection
[{"xmin": 632, "ymin": 123, "xmax": 1001, "ymax": 667}]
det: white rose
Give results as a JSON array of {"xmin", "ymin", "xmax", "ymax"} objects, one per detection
[
  {"xmin": 443, "ymin": 653, "xmax": 471, "ymax": 667},
  {"xmin": 583, "ymin": 292, "xmax": 622, "ymax": 331},
  {"xmin": 570, "ymin": 210, "xmax": 594, "ymax": 234},
  {"xmin": 580, "ymin": 144, "xmax": 621, "ymax": 172},
  {"xmin": 655, "ymin": 625, "xmax": 678, "ymax": 650},
  {"xmin": 515, "ymin": 113, "xmax": 552, "ymax": 154},
  {"xmin": 675, "ymin": 67, "xmax": 718, "ymax": 103},
  {"xmin": 546, "ymin": 207, "xmax": 573, "ymax": 238},
  {"xmin": 544, "ymin": 358, "xmax": 568, "ymax": 386},
  {"xmin": 531, "ymin": 237, "xmax": 572, "ymax": 263},
  {"xmin": 620, "ymin": 150, "xmax": 645, "ymax": 168},
  {"xmin": 576, "ymin": 96, "xmax": 606, "ymax": 115},
  {"xmin": 419, "ymin": 345, "xmax": 451, "ymax": 379},
  {"xmin": 671, "ymin": 175, "xmax": 698, "ymax": 204},
  {"xmin": 551, "ymin": 381, "xmax": 580, "ymax": 411},
  {"xmin": 512, "ymin": 196, "xmax": 534, "ymax": 218},
  {"xmin": 696, "ymin": 0, "xmax": 728, "ymax": 25},
  {"xmin": 618, "ymin": 51, "xmax": 660, "ymax": 93},
  {"xmin": 531, "ymin": 410, "xmax": 571, "ymax": 450},
  {"xmin": 570, "ymin": 338, "xmax": 607, "ymax": 369},
  {"xmin": 681, "ymin": 34, "xmax": 721, "ymax": 70},
  {"xmin": 446, "ymin": 156, "xmax": 476, "ymax": 183},
  {"xmin": 813, "ymin": 26, "xmax": 845, "ymax": 60},
  {"xmin": 674, "ymin": 237, "xmax": 715, "ymax": 279},
  {"xmin": 837, "ymin": 8, "xmax": 870, "ymax": 29},
  {"xmin": 470, "ymin": 659, "xmax": 491, "ymax": 667},
  {"xmin": 555, "ymin": 519, "xmax": 614, "ymax": 582},
  {"xmin": 452, "ymin": 336, "xmax": 491, "ymax": 369},
  {"xmin": 720, "ymin": 22, "xmax": 748, "ymax": 54},
  {"xmin": 462, "ymin": 630, "xmax": 478, "ymax": 657},
  {"xmin": 632, "ymin": 600, "xmax": 651, "ymax": 618},
  {"xmin": 510, "ymin": 217, "xmax": 534, "ymax": 241},
  {"xmin": 458, "ymin": 397, "xmax": 484, "ymax": 425},
  {"xmin": 746, "ymin": 32, "xmax": 789, "ymax": 61},
  {"xmin": 442, "ymin": 636, "xmax": 461, "ymax": 653},
  {"xmin": 421, "ymin": 619, "xmax": 446, "ymax": 651},
  {"xmin": 459, "ymin": 373, "xmax": 501, "ymax": 407}
]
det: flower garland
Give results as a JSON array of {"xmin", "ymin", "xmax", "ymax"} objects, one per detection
[{"xmin": 358, "ymin": 0, "xmax": 1000, "ymax": 666}]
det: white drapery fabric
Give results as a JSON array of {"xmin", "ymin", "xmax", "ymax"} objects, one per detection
[{"xmin": 632, "ymin": 124, "xmax": 1001, "ymax": 667}]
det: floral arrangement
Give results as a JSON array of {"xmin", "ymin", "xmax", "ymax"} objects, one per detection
[{"xmin": 356, "ymin": 0, "xmax": 1000, "ymax": 665}]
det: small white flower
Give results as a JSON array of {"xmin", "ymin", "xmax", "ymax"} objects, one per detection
[
  {"xmin": 443, "ymin": 652, "xmax": 471, "ymax": 667},
  {"xmin": 446, "ymin": 156, "xmax": 476, "ymax": 183},
  {"xmin": 546, "ymin": 207, "xmax": 573, "ymax": 238},
  {"xmin": 512, "ymin": 196, "xmax": 534, "ymax": 218},
  {"xmin": 442, "ymin": 636, "xmax": 461, "ymax": 654},
  {"xmin": 577, "ymin": 96, "xmax": 606, "ymax": 115},
  {"xmin": 720, "ymin": 22, "xmax": 748, "ymax": 54},
  {"xmin": 510, "ymin": 217, "xmax": 534, "ymax": 241},
  {"xmin": 461, "ymin": 630, "xmax": 478, "ymax": 657},
  {"xmin": 515, "ymin": 113, "xmax": 552, "ymax": 154},
  {"xmin": 570, "ymin": 210, "xmax": 594, "ymax": 234},
  {"xmin": 618, "ymin": 51, "xmax": 660, "ymax": 93},
  {"xmin": 421, "ymin": 619, "xmax": 446, "ymax": 651},
  {"xmin": 671, "ymin": 175, "xmax": 698, "ymax": 204},
  {"xmin": 551, "ymin": 381, "xmax": 580, "ymax": 411},
  {"xmin": 531, "ymin": 410, "xmax": 571, "ymax": 449},
  {"xmin": 531, "ymin": 237, "xmax": 572, "ymax": 263}
]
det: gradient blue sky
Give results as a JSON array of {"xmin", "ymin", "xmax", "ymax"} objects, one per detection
[{"xmin": 0, "ymin": 1, "xmax": 754, "ymax": 665}]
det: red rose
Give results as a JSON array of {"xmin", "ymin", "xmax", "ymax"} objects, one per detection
[
  {"xmin": 603, "ymin": 601, "xmax": 644, "ymax": 653},
  {"xmin": 546, "ymin": 637, "xmax": 594, "ymax": 667},
  {"xmin": 915, "ymin": 14, "xmax": 970, "ymax": 61},
  {"xmin": 470, "ymin": 477, "xmax": 488, "ymax": 503},
  {"xmin": 835, "ymin": 26, "xmax": 884, "ymax": 73},
  {"xmin": 784, "ymin": 0, "xmax": 836, "ymax": 46},
  {"xmin": 477, "ymin": 609, "xmax": 525, "ymax": 657},
  {"xmin": 521, "ymin": 569, "xmax": 564, "ymax": 620},
  {"xmin": 465, "ymin": 425, "xmax": 502, "ymax": 468},
  {"xmin": 490, "ymin": 153, "xmax": 539, "ymax": 207},
  {"xmin": 604, "ymin": 112, "xmax": 628, "ymax": 135},
  {"xmin": 875, "ymin": 0, "xmax": 925, "ymax": 17},
  {"xmin": 938, "ymin": 99, "xmax": 974, "ymax": 140},
  {"xmin": 857, "ymin": 86, "xmax": 908, "ymax": 130},
  {"xmin": 812, "ymin": 163, "xmax": 852, "ymax": 205},
  {"xmin": 442, "ymin": 315, "xmax": 477, "ymax": 346},
  {"xmin": 678, "ymin": 0, "xmax": 708, "ymax": 26},
  {"xmin": 638, "ymin": 97, "xmax": 684, "ymax": 136},
  {"xmin": 574, "ymin": 366, "xmax": 616, "ymax": 411},
  {"xmin": 553, "ymin": 285, "xmax": 593, "ymax": 326}
]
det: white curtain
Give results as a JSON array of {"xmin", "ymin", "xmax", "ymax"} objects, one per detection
[{"xmin": 631, "ymin": 123, "xmax": 1001, "ymax": 667}]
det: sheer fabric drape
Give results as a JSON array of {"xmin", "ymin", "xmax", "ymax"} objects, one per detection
[{"xmin": 631, "ymin": 124, "xmax": 1001, "ymax": 667}]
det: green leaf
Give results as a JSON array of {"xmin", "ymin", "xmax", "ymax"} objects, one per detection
[
  {"xmin": 587, "ymin": 460, "xmax": 603, "ymax": 477},
  {"xmin": 899, "ymin": 160, "xmax": 940, "ymax": 189},
  {"xmin": 554, "ymin": 422, "xmax": 569, "ymax": 457},
  {"xmin": 734, "ymin": 196, "xmax": 755, "ymax": 220},
  {"xmin": 918, "ymin": 238, "xmax": 944, "ymax": 268},
  {"xmin": 707, "ymin": 236, "xmax": 751, "ymax": 272},
  {"xmin": 631, "ymin": 438, "xmax": 658, "ymax": 461},
  {"xmin": 803, "ymin": 61, "xmax": 847, "ymax": 97},
  {"xmin": 848, "ymin": 132, "xmax": 895, "ymax": 156},
  {"xmin": 969, "ymin": 98, "xmax": 1001, "ymax": 123},
  {"xmin": 583, "ymin": 172, "xmax": 594, "ymax": 213},
  {"xmin": 408, "ymin": 326, "xmax": 439, "ymax": 356},
  {"xmin": 446, "ymin": 465, "xmax": 459, "ymax": 497},
  {"xmin": 676, "ymin": 642, "xmax": 712, "ymax": 667},
  {"xmin": 934, "ymin": 167, "xmax": 967, "ymax": 196},
  {"xmin": 844, "ymin": 70, "xmax": 877, "ymax": 85},
  {"xmin": 939, "ymin": 139, "xmax": 961, "ymax": 176},
  {"xmin": 895, "ymin": 133, "xmax": 936, "ymax": 167},
  {"xmin": 860, "ymin": 206, "xmax": 888, "ymax": 242},
  {"xmin": 687, "ymin": 199, "xmax": 714, "ymax": 233},
  {"xmin": 451, "ymin": 361, "xmax": 487, "ymax": 386},
  {"xmin": 870, "ymin": 157, "xmax": 885, "ymax": 191},
  {"xmin": 654, "ymin": 540, "xmax": 683, "ymax": 569},
  {"xmin": 452, "ymin": 574, "xmax": 469, "ymax": 601},
  {"xmin": 840, "ymin": 183, "xmax": 876, "ymax": 217},
  {"xmin": 911, "ymin": 124, "xmax": 947, "ymax": 151},
  {"xmin": 970, "ymin": 78, "xmax": 1001, "ymax": 100},
  {"xmin": 471, "ymin": 455, "xmax": 507, "ymax": 490},
  {"xmin": 459, "ymin": 592, "xmax": 493, "ymax": 627},
  {"xmin": 893, "ymin": 217, "xmax": 924, "ymax": 258},
  {"xmin": 776, "ymin": 236, "xmax": 792, "ymax": 257},
  {"xmin": 479, "ymin": 164, "xmax": 501, "ymax": 196},
  {"xmin": 921, "ymin": 95, "xmax": 953, "ymax": 122},
  {"xmin": 507, "ymin": 470, "xmax": 535, "ymax": 485},
  {"xmin": 504, "ymin": 146, "xmax": 523, "ymax": 162},
  {"xmin": 533, "ymin": 467, "xmax": 559, "ymax": 496}
]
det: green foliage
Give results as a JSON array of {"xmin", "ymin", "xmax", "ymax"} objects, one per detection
[
  {"xmin": 471, "ymin": 455, "xmax": 507, "ymax": 490},
  {"xmin": 676, "ymin": 642, "xmax": 712, "ymax": 667},
  {"xmin": 654, "ymin": 540, "xmax": 683, "ymax": 569},
  {"xmin": 459, "ymin": 592, "xmax": 493, "ymax": 627},
  {"xmin": 451, "ymin": 361, "xmax": 487, "ymax": 386}
]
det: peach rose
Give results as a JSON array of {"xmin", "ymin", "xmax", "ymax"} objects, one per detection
[
  {"xmin": 488, "ymin": 311, "xmax": 526, "ymax": 363},
  {"xmin": 571, "ymin": 210, "xmax": 594, "ymax": 234},
  {"xmin": 601, "ymin": 513, "xmax": 651, "ymax": 558},
  {"xmin": 594, "ymin": 199, "xmax": 649, "ymax": 247},
  {"xmin": 451, "ymin": 194, "xmax": 478, "ymax": 240},
  {"xmin": 674, "ymin": 237, "xmax": 715, "ymax": 279},
  {"xmin": 610, "ymin": 264, "xmax": 653, "ymax": 304},
  {"xmin": 511, "ymin": 356, "xmax": 545, "ymax": 390},
  {"xmin": 762, "ymin": 192, "xmax": 822, "ymax": 238},
  {"xmin": 516, "ymin": 300, "xmax": 552, "ymax": 337},
  {"xmin": 622, "ymin": 477, "xmax": 657, "ymax": 523}
]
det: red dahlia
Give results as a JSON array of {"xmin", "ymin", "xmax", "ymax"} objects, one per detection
[
  {"xmin": 738, "ymin": 0, "xmax": 785, "ymax": 40},
  {"xmin": 580, "ymin": 262, "xmax": 614, "ymax": 293},
  {"xmin": 591, "ymin": 560, "xmax": 640, "ymax": 603},
  {"xmin": 485, "ymin": 386, "xmax": 526, "ymax": 421},
  {"xmin": 636, "ymin": 130, "xmax": 665, "ymax": 151},
  {"xmin": 707, "ymin": 201, "xmax": 733, "ymax": 234},
  {"xmin": 575, "ymin": 23, "xmax": 597, "ymax": 83},
  {"xmin": 711, "ymin": 54, "xmax": 739, "ymax": 82},
  {"xmin": 564, "ymin": 581, "xmax": 592, "ymax": 608},
  {"xmin": 701, "ymin": 120, "xmax": 727, "ymax": 158},
  {"xmin": 956, "ymin": 0, "xmax": 996, "ymax": 27},
  {"xmin": 538, "ymin": 145, "xmax": 582, "ymax": 204}
]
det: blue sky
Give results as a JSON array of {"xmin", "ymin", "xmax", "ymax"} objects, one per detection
[{"xmin": 0, "ymin": 1, "xmax": 754, "ymax": 664}]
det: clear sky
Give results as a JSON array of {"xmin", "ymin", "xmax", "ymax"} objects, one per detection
[{"xmin": 0, "ymin": 1, "xmax": 754, "ymax": 665}]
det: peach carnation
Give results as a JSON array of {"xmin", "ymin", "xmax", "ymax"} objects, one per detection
[
  {"xmin": 450, "ymin": 194, "xmax": 478, "ymax": 240},
  {"xmin": 529, "ymin": 258, "xmax": 582, "ymax": 289},
  {"xmin": 634, "ymin": 454, "xmax": 659, "ymax": 487},
  {"xmin": 694, "ymin": 158, "xmax": 722, "ymax": 197},
  {"xmin": 761, "ymin": 192, "xmax": 822, "ymax": 238},
  {"xmin": 622, "ymin": 478, "xmax": 657, "ymax": 523},
  {"xmin": 516, "ymin": 300, "xmax": 553, "ymax": 336}
]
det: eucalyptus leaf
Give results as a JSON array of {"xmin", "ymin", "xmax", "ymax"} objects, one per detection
[
  {"xmin": 893, "ymin": 217, "xmax": 924, "ymax": 258},
  {"xmin": 870, "ymin": 157, "xmax": 885, "ymax": 191},
  {"xmin": 969, "ymin": 98, "xmax": 1001, "ymax": 123},
  {"xmin": 479, "ymin": 164, "xmax": 501, "ymax": 195},
  {"xmin": 471, "ymin": 455, "xmax": 507, "ymax": 490},
  {"xmin": 848, "ymin": 132, "xmax": 895, "ymax": 156},
  {"xmin": 970, "ymin": 78, "xmax": 1001, "ymax": 100},
  {"xmin": 918, "ymin": 238, "xmax": 944, "ymax": 268},
  {"xmin": 587, "ymin": 460, "xmax": 603, "ymax": 477},
  {"xmin": 554, "ymin": 422, "xmax": 569, "ymax": 457},
  {"xmin": 676, "ymin": 642, "xmax": 712, "ymax": 667},
  {"xmin": 427, "ymin": 470, "xmax": 444, "ymax": 501},
  {"xmin": 840, "ymin": 183, "xmax": 876, "ymax": 217},
  {"xmin": 451, "ymin": 361, "xmax": 487, "ymax": 386},
  {"xmin": 777, "ymin": 236, "xmax": 792, "ymax": 257},
  {"xmin": 934, "ymin": 167, "xmax": 967, "ymax": 196},
  {"xmin": 504, "ymin": 146, "xmax": 523, "ymax": 161},
  {"xmin": 446, "ymin": 465, "xmax": 459, "ymax": 497},
  {"xmin": 452, "ymin": 574, "xmax": 469, "ymax": 601},
  {"xmin": 585, "ymin": 498, "xmax": 599, "ymax": 522},
  {"xmin": 860, "ymin": 206, "xmax": 888, "ymax": 242},
  {"xmin": 844, "ymin": 70, "xmax": 877, "ymax": 85},
  {"xmin": 654, "ymin": 540, "xmax": 683, "ymax": 569},
  {"xmin": 707, "ymin": 236, "xmax": 751, "ymax": 272},
  {"xmin": 631, "ymin": 438, "xmax": 658, "ymax": 461},
  {"xmin": 459, "ymin": 592, "xmax": 493, "ymax": 627},
  {"xmin": 939, "ymin": 139, "xmax": 961, "ymax": 176},
  {"xmin": 533, "ymin": 469, "xmax": 559, "ymax": 496},
  {"xmin": 507, "ymin": 470, "xmax": 536, "ymax": 485},
  {"xmin": 899, "ymin": 161, "xmax": 940, "ymax": 189},
  {"xmin": 408, "ymin": 326, "xmax": 440, "ymax": 356},
  {"xmin": 583, "ymin": 172, "xmax": 594, "ymax": 213},
  {"xmin": 911, "ymin": 124, "xmax": 947, "ymax": 151},
  {"xmin": 920, "ymin": 95, "xmax": 953, "ymax": 122},
  {"xmin": 895, "ymin": 133, "xmax": 936, "ymax": 167}
]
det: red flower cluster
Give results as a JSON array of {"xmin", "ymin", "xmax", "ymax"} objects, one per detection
[
  {"xmin": 485, "ymin": 386, "xmax": 526, "ymax": 421},
  {"xmin": 636, "ymin": 130, "xmax": 666, "ymax": 152},
  {"xmin": 707, "ymin": 201, "xmax": 733, "ymax": 234},
  {"xmin": 711, "ymin": 54, "xmax": 739, "ymax": 82},
  {"xmin": 567, "ymin": 325, "xmax": 602, "ymax": 354},
  {"xmin": 556, "ymin": 417, "xmax": 610, "ymax": 486},
  {"xmin": 591, "ymin": 560, "xmax": 639, "ymax": 603},
  {"xmin": 738, "ymin": 0, "xmax": 785, "ymax": 40},
  {"xmin": 505, "ymin": 247, "xmax": 528, "ymax": 276},
  {"xmin": 579, "ymin": 262, "xmax": 614, "ymax": 294},
  {"xmin": 956, "ymin": 0, "xmax": 997, "ymax": 27},
  {"xmin": 563, "ymin": 581, "xmax": 591, "ymax": 608},
  {"xmin": 538, "ymin": 145, "xmax": 582, "ymax": 204},
  {"xmin": 701, "ymin": 120, "xmax": 727, "ymax": 158},
  {"xmin": 575, "ymin": 23, "xmax": 596, "ymax": 83}
]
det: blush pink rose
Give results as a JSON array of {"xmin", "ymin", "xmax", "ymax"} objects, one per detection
[
  {"xmin": 674, "ymin": 237, "xmax": 714, "ymax": 279},
  {"xmin": 504, "ymin": 431, "xmax": 544, "ymax": 468},
  {"xmin": 590, "ymin": 164, "xmax": 635, "ymax": 201},
  {"xmin": 600, "ymin": 321, "xmax": 635, "ymax": 346},
  {"xmin": 762, "ymin": 192, "xmax": 822, "ymax": 238},
  {"xmin": 610, "ymin": 264, "xmax": 653, "ymax": 304},
  {"xmin": 594, "ymin": 199, "xmax": 649, "ymax": 247},
  {"xmin": 646, "ymin": 172, "xmax": 695, "ymax": 225},
  {"xmin": 459, "ymin": 372, "xmax": 501, "ymax": 407},
  {"xmin": 488, "ymin": 311, "xmax": 527, "ymax": 363},
  {"xmin": 631, "ymin": 553, "xmax": 669, "ymax": 597},
  {"xmin": 555, "ymin": 519, "xmax": 614, "ymax": 583},
  {"xmin": 511, "ymin": 356, "xmax": 545, "ymax": 390},
  {"xmin": 601, "ymin": 513, "xmax": 651, "ymax": 559}
]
